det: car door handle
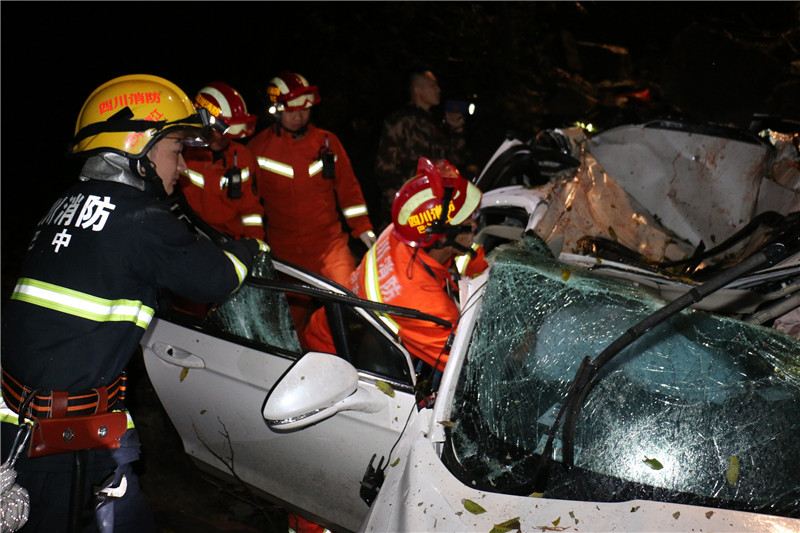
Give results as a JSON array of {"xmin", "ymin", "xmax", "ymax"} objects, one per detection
[{"xmin": 150, "ymin": 342, "xmax": 205, "ymax": 369}]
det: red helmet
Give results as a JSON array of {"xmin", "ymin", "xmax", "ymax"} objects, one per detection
[
  {"xmin": 392, "ymin": 158, "xmax": 482, "ymax": 247},
  {"xmin": 194, "ymin": 82, "xmax": 257, "ymax": 139},
  {"xmin": 267, "ymin": 71, "xmax": 320, "ymax": 114}
]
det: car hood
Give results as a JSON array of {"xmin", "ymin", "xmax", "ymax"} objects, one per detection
[{"xmin": 361, "ymin": 408, "xmax": 800, "ymax": 532}]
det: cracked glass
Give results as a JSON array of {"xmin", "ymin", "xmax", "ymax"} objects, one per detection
[
  {"xmin": 447, "ymin": 236, "xmax": 800, "ymax": 518},
  {"xmin": 206, "ymin": 254, "xmax": 302, "ymax": 354}
]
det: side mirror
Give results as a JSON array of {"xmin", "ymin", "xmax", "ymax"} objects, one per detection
[{"xmin": 263, "ymin": 352, "xmax": 387, "ymax": 431}]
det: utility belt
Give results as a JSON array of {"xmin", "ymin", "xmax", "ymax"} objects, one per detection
[{"xmin": 1, "ymin": 369, "xmax": 128, "ymax": 458}]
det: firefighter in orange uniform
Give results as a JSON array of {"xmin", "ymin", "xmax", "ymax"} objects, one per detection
[
  {"xmin": 304, "ymin": 157, "xmax": 485, "ymax": 377},
  {"xmin": 248, "ymin": 71, "xmax": 375, "ymax": 285},
  {"xmin": 180, "ymin": 82, "xmax": 265, "ymax": 240}
]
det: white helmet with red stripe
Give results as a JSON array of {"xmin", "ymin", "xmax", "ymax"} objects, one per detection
[
  {"xmin": 392, "ymin": 158, "xmax": 482, "ymax": 248},
  {"xmin": 194, "ymin": 82, "xmax": 257, "ymax": 139},
  {"xmin": 267, "ymin": 71, "xmax": 320, "ymax": 115}
]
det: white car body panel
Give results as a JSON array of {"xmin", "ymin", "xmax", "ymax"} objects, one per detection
[
  {"xmin": 142, "ymin": 299, "xmax": 418, "ymax": 532},
  {"xmin": 362, "ymin": 412, "xmax": 800, "ymax": 533}
]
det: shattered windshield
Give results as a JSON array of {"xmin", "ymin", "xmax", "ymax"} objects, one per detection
[{"xmin": 446, "ymin": 236, "xmax": 800, "ymax": 517}]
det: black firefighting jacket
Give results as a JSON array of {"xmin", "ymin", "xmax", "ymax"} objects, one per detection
[{"xmin": 1, "ymin": 153, "xmax": 258, "ymax": 394}]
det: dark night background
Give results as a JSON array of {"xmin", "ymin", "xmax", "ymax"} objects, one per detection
[
  {"xmin": 2, "ymin": 2, "xmax": 799, "ymax": 531},
  {"xmin": 3, "ymin": 1, "xmax": 800, "ymax": 300}
]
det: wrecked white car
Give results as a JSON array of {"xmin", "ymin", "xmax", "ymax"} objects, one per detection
[
  {"xmin": 474, "ymin": 120, "xmax": 800, "ymax": 330},
  {"xmin": 142, "ymin": 120, "xmax": 800, "ymax": 532}
]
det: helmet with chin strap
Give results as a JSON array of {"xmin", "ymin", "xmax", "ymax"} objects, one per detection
[
  {"xmin": 70, "ymin": 74, "xmax": 227, "ymax": 189},
  {"xmin": 71, "ymin": 74, "xmax": 225, "ymax": 159},
  {"xmin": 391, "ymin": 158, "xmax": 482, "ymax": 250}
]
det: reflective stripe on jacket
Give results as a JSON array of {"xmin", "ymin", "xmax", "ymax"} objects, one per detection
[
  {"xmin": 248, "ymin": 124, "xmax": 372, "ymax": 244},
  {"xmin": 305, "ymin": 225, "xmax": 457, "ymax": 372},
  {"xmin": 2, "ymin": 176, "xmax": 256, "ymax": 394},
  {"xmin": 180, "ymin": 142, "xmax": 265, "ymax": 240}
]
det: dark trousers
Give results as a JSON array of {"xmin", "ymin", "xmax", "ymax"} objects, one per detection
[{"xmin": 1, "ymin": 423, "xmax": 155, "ymax": 533}]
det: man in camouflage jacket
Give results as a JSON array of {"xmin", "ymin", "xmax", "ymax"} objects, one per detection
[{"xmin": 374, "ymin": 69, "xmax": 467, "ymax": 227}]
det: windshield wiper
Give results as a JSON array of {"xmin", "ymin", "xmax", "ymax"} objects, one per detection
[{"xmin": 533, "ymin": 240, "xmax": 797, "ymax": 494}]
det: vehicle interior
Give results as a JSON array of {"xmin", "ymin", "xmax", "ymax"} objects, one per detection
[{"xmin": 155, "ymin": 195, "xmax": 420, "ymax": 391}]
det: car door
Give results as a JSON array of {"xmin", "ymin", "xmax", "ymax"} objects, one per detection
[{"xmin": 141, "ymin": 255, "xmax": 419, "ymax": 532}]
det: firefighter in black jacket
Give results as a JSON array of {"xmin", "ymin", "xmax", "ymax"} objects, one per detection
[{"xmin": 0, "ymin": 74, "xmax": 267, "ymax": 532}]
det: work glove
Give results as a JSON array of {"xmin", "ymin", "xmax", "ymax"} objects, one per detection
[
  {"xmin": 242, "ymin": 238, "xmax": 271, "ymax": 259},
  {"xmin": 359, "ymin": 230, "xmax": 377, "ymax": 249}
]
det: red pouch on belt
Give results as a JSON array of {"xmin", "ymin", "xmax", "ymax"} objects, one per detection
[{"xmin": 27, "ymin": 389, "xmax": 127, "ymax": 458}]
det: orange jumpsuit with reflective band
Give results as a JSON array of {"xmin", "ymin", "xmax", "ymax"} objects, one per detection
[
  {"xmin": 248, "ymin": 124, "xmax": 372, "ymax": 285},
  {"xmin": 305, "ymin": 225, "xmax": 458, "ymax": 372},
  {"xmin": 180, "ymin": 142, "xmax": 265, "ymax": 240}
]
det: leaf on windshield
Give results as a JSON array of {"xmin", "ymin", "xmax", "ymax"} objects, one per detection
[
  {"xmin": 462, "ymin": 498, "xmax": 486, "ymax": 514},
  {"xmin": 375, "ymin": 380, "xmax": 395, "ymax": 397},
  {"xmin": 642, "ymin": 456, "xmax": 663, "ymax": 470},
  {"xmin": 490, "ymin": 517, "xmax": 520, "ymax": 533},
  {"xmin": 179, "ymin": 367, "xmax": 189, "ymax": 382},
  {"xmin": 726, "ymin": 455, "xmax": 739, "ymax": 486}
]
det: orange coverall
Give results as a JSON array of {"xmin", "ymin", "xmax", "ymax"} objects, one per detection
[
  {"xmin": 247, "ymin": 124, "xmax": 372, "ymax": 285},
  {"xmin": 304, "ymin": 225, "xmax": 461, "ymax": 372},
  {"xmin": 180, "ymin": 142, "xmax": 265, "ymax": 240}
]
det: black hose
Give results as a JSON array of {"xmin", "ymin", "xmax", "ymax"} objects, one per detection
[{"xmin": 68, "ymin": 449, "xmax": 88, "ymax": 533}]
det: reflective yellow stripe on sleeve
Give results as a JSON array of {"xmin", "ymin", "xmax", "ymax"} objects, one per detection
[
  {"xmin": 11, "ymin": 278, "xmax": 154, "ymax": 329},
  {"xmin": 241, "ymin": 214, "xmax": 263, "ymax": 227},
  {"xmin": 455, "ymin": 244, "xmax": 481, "ymax": 275},
  {"xmin": 224, "ymin": 251, "xmax": 249, "ymax": 287},
  {"xmin": 342, "ymin": 204, "xmax": 368, "ymax": 219}
]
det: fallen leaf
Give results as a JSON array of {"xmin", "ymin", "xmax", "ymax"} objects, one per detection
[
  {"xmin": 490, "ymin": 517, "xmax": 521, "ymax": 533},
  {"xmin": 462, "ymin": 498, "xmax": 486, "ymax": 515},
  {"xmin": 376, "ymin": 380, "xmax": 395, "ymax": 398},
  {"xmin": 552, "ymin": 517, "xmax": 561, "ymax": 526},
  {"xmin": 705, "ymin": 511, "xmax": 714, "ymax": 519},
  {"xmin": 672, "ymin": 511, "xmax": 680, "ymax": 519},
  {"xmin": 726, "ymin": 455, "xmax": 739, "ymax": 486},
  {"xmin": 630, "ymin": 506, "xmax": 640, "ymax": 513},
  {"xmin": 390, "ymin": 458, "xmax": 400, "ymax": 467},
  {"xmin": 529, "ymin": 492, "xmax": 544, "ymax": 498},
  {"xmin": 438, "ymin": 420, "xmax": 457, "ymax": 428},
  {"xmin": 561, "ymin": 269, "xmax": 571, "ymax": 282},
  {"xmin": 642, "ymin": 457, "xmax": 663, "ymax": 470},
  {"xmin": 179, "ymin": 367, "xmax": 189, "ymax": 382}
]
